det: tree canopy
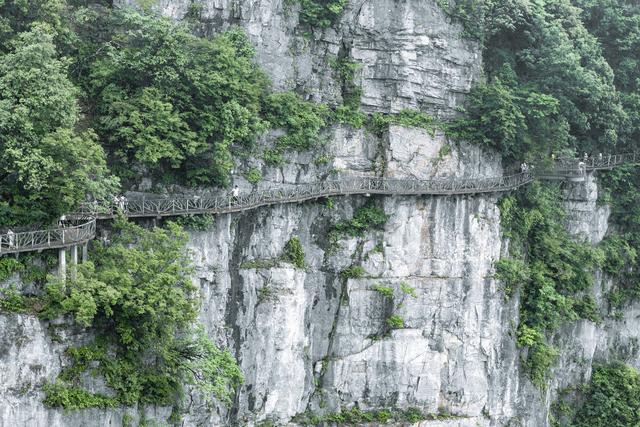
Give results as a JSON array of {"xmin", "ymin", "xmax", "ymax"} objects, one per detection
[{"xmin": 0, "ymin": 23, "xmax": 118, "ymax": 226}]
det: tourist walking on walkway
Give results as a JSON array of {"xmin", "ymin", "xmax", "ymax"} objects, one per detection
[
  {"xmin": 6, "ymin": 229, "xmax": 15, "ymax": 249},
  {"xmin": 578, "ymin": 161, "xmax": 586, "ymax": 175}
]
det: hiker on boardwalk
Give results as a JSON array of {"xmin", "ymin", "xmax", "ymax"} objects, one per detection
[
  {"xmin": 6, "ymin": 229, "xmax": 15, "ymax": 249},
  {"xmin": 114, "ymin": 195, "xmax": 126, "ymax": 212},
  {"xmin": 229, "ymin": 185, "xmax": 240, "ymax": 208},
  {"xmin": 578, "ymin": 161, "xmax": 586, "ymax": 174}
]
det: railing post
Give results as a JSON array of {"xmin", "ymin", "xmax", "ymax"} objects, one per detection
[
  {"xmin": 70, "ymin": 245, "xmax": 78, "ymax": 280},
  {"xmin": 58, "ymin": 248, "xmax": 66, "ymax": 280}
]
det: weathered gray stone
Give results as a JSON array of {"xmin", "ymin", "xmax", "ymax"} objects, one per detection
[{"xmin": 1, "ymin": 1, "xmax": 639, "ymax": 426}]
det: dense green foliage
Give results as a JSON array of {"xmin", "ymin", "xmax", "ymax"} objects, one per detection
[
  {"xmin": 498, "ymin": 183, "xmax": 603, "ymax": 387},
  {"xmin": 282, "ymin": 236, "xmax": 306, "ymax": 268},
  {"xmin": 40, "ymin": 218, "xmax": 242, "ymax": 410},
  {"xmin": 553, "ymin": 362, "xmax": 640, "ymax": 427},
  {"xmin": 438, "ymin": 0, "xmax": 640, "ymax": 390},
  {"xmin": 0, "ymin": 23, "xmax": 118, "ymax": 226},
  {"xmin": 295, "ymin": 0, "xmax": 347, "ymax": 28},
  {"xmin": 385, "ymin": 314, "xmax": 404, "ymax": 329},
  {"xmin": 244, "ymin": 167, "xmax": 262, "ymax": 185},
  {"xmin": 293, "ymin": 406, "xmax": 435, "ymax": 425},
  {"xmin": 332, "ymin": 203, "xmax": 389, "ymax": 238},
  {"xmin": 598, "ymin": 166, "xmax": 640, "ymax": 307},
  {"xmin": 262, "ymin": 92, "xmax": 330, "ymax": 153},
  {"xmin": 373, "ymin": 284, "xmax": 394, "ymax": 298},
  {"xmin": 172, "ymin": 213, "xmax": 216, "ymax": 231},
  {"xmin": 81, "ymin": 14, "xmax": 267, "ymax": 187},
  {"xmin": 442, "ymin": 0, "xmax": 633, "ymax": 162},
  {"xmin": 43, "ymin": 382, "xmax": 118, "ymax": 410},
  {"xmin": 339, "ymin": 265, "xmax": 366, "ymax": 280},
  {"xmin": 0, "ymin": 1, "xmax": 331, "ymax": 226}
]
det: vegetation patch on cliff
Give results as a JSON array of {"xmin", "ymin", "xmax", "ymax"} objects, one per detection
[
  {"xmin": 497, "ymin": 183, "xmax": 603, "ymax": 388},
  {"xmin": 0, "ymin": 2, "xmax": 333, "ymax": 226},
  {"xmin": 552, "ymin": 362, "xmax": 640, "ymax": 427},
  {"xmin": 331, "ymin": 202, "xmax": 389, "ymax": 238},
  {"xmin": 292, "ymin": 406, "xmax": 461, "ymax": 425},
  {"xmin": 598, "ymin": 166, "xmax": 640, "ymax": 309},
  {"xmin": 292, "ymin": 0, "xmax": 347, "ymax": 28},
  {"xmin": 38, "ymin": 218, "xmax": 242, "ymax": 415}
]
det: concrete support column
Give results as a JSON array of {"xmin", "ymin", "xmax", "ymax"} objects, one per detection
[
  {"xmin": 70, "ymin": 245, "xmax": 78, "ymax": 280},
  {"xmin": 58, "ymin": 248, "xmax": 66, "ymax": 280},
  {"xmin": 82, "ymin": 244, "xmax": 88, "ymax": 263}
]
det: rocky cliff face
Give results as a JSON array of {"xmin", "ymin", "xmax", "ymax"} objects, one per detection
[
  {"xmin": 1, "ymin": 1, "xmax": 638, "ymax": 426},
  {"xmin": 116, "ymin": 0, "xmax": 482, "ymax": 118}
]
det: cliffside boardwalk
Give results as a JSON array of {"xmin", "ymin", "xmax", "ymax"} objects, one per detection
[{"xmin": 0, "ymin": 152, "xmax": 637, "ymax": 275}]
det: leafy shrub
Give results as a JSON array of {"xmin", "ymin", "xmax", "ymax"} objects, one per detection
[
  {"xmin": 0, "ymin": 287, "xmax": 29, "ymax": 313},
  {"xmin": 499, "ymin": 183, "xmax": 601, "ymax": 387},
  {"xmin": 262, "ymin": 92, "xmax": 329, "ymax": 151},
  {"xmin": 330, "ymin": 56, "xmax": 363, "ymax": 110},
  {"xmin": 574, "ymin": 295, "xmax": 601, "ymax": 324},
  {"xmin": 572, "ymin": 362, "xmax": 640, "ymax": 427},
  {"xmin": 386, "ymin": 314, "xmax": 405, "ymax": 329},
  {"xmin": 313, "ymin": 154, "xmax": 332, "ymax": 165},
  {"xmin": 172, "ymin": 214, "xmax": 216, "ymax": 231},
  {"xmin": 283, "ymin": 237, "xmax": 306, "ymax": 269},
  {"xmin": 293, "ymin": 406, "xmax": 428, "ymax": 425},
  {"xmin": 296, "ymin": 0, "xmax": 347, "ymax": 28},
  {"xmin": 340, "ymin": 265, "xmax": 366, "ymax": 280},
  {"xmin": 598, "ymin": 167, "xmax": 640, "ymax": 307},
  {"xmin": 263, "ymin": 148, "xmax": 285, "ymax": 166},
  {"xmin": 399, "ymin": 282, "xmax": 418, "ymax": 298},
  {"xmin": 373, "ymin": 284, "xmax": 394, "ymax": 298},
  {"xmin": 241, "ymin": 259, "xmax": 279, "ymax": 269},
  {"xmin": 43, "ymin": 382, "xmax": 118, "ymax": 410},
  {"xmin": 244, "ymin": 168, "xmax": 262, "ymax": 184},
  {"xmin": 333, "ymin": 106, "xmax": 366, "ymax": 128},
  {"xmin": 494, "ymin": 258, "xmax": 530, "ymax": 296},
  {"xmin": 40, "ymin": 218, "xmax": 243, "ymax": 409},
  {"xmin": 0, "ymin": 258, "xmax": 24, "ymax": 282},
  {"xmin": 367, "ymin": 110, "xmax": 438, "ymax": 137},
  {"xmin": 333, "ymin": 203, "xmax": 389, "ymax": 237},
  {"xmin": 521, "ymin": 340, "xmax": 559, "ymax": 390}
]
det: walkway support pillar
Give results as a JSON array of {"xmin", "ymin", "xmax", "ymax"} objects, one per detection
[
  {"xmin": 58, "ymin": 248, "xmax": 66, "ymax": 280},
  {"xmin": 82, "ymin": 244, "xmax": 88, "ymax": 263},
  {"xmin": 70, "ymin": 245, "xmax": 78, "ymax": 280}
]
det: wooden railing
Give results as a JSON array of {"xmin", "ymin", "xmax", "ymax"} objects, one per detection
[
  {"xmin": 1, "ymin": 152, "xmax": 638, "ymax": 255},
  {"xmin": 71, "ymin": 173, "xmax": 535, "ymax": 219},
  {"xmin": 0, "ymin": 219, "xmax": 96, "ymax": 255}
]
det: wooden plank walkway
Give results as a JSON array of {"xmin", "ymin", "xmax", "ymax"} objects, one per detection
[{"xmin": 0, "ymin": 152, "xmax": 637, "ymax": 255}]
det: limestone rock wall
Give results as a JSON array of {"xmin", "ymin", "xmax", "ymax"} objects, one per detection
[
  {"xmin": 1, "ymin": 1, "xmax": 640, "ymax": 426},
  {"xmin": 115, "ymin": 0, "xmax": 482, "ymax": 118}
]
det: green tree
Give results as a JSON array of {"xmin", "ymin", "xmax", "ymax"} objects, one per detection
[
  {"xmin": 445, "ymin": 0, "xmax": 627, "ymax": 156},
  {"xmin": 85, "ymin": 12, "xmax": 270, "ymax": 186},
  {"xmin": 573, "ymin": 362, "xmax": 640, "ymax": 427},
  {"xmin": 42, "ymin": 218, "xmax": 243, "ymax": 408},
  {"xmin": 0, "ymin": 24, "xmax": 117, "ymax": 226},
  {"xmin": 0, "ymin": 0, "xmax": 69, "ymax": 52}
]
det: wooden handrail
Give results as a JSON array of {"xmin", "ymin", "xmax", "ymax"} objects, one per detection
[{"xmin": 1, "ymin": 152, "xmax": 638, "ymax": 255}]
